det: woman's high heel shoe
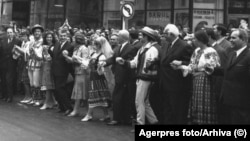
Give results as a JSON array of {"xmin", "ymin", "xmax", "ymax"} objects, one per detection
[
  {"xmin": 81, "ymin": 115, "xmax": 93, "ymax": 122},
  {"xmin": 67, "ymin": 112, "xmax": 80, "ymax": 117},
  {"xmin": 40, "ymin": 104, "xmax": 52, "ymax": 110},
  {"xmin": 99, "ymin": 116, "xmax": 111, "ymax": 122}
]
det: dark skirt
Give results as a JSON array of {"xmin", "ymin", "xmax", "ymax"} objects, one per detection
[
  {"xmin": 17, "ymin": 58, "xmax": 30, "ymax": 85},
  {"xmin": 88, "ymin": 71, "xmax": 111, "ymax": 108},
  {"xmin": 188, "ymin": 73, "xmax": 218, "ymax": 124}
]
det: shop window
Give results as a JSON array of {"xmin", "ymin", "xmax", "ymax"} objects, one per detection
[
  {"xmin": 193, "ymin": 10, "xmax": 223, "ymax": 31},
  {"xmin": 146, "ymin": 11, "xmax": 170, "ymax": 28},
  {"xmin": 134, "ymin": 0, "xmax": 145, "ymax": 10},
  {"xmin": 194, "ymin": 0, "xmax": 224, "ymax": 9},
  {"xmin": 103, "ymin": 12, "xmax": 121, "ymax": 29},
  {"xmin": 174, "ymin": 10, "xmax": 189, "ymax": 28},
  {"xmin": 128, "ymin": 11, "xmax": 145, "ymax": 29},
  {"xmin": 147, "ymin": 0, "xmax": 171, "ymax": 10},
  {"xmin": 104, "ymin": 0, "xmax": 120, "ymax": 11},
  {"xmin": 175, "ymin": 0, "xmax": 189, "ymax": 9}
]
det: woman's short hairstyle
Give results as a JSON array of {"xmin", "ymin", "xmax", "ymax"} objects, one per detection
[
  {"xmin": 194, "ymin": 30, "xmax": 209, "ymax": 45},
  {"xmin": 205, "ymin": 28, "xmax": 216, "ymax": 40}
]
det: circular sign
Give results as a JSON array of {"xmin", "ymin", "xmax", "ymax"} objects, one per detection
[{"xmin": 121, "ymin": 3, "xmax": 135, "ymax": 19}]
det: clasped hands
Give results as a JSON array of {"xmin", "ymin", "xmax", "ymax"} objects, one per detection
[
  {"xmin": 116, "ymin": 57, "xmax": 125, "ymax": 65},
  {"xmin": 170, "ymin": 60, "xmax": 182, "ymax": 70}
]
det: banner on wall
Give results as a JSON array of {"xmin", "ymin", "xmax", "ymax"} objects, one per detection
[
  {"xmin": 194, "ymin": 0, "xmax": 216, "ymax": 9},
  {"xmin": 193, "ymin": 9, "xmax": 215, "ymax": 30},
  {"xmin": 147, "ymin": 11, "xmax": 170, "ymax": 27}
]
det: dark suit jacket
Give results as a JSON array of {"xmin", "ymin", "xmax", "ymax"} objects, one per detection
[
  {"xmin": 0, "ymin": 37, "xmax": 22, "ymax": 71},
  {"xmin": 50, "ymin": 41, "xmax": 74, "ymax": 77},
  {"xmin": 106, "ymin": 42, "xmax": 135, "ymax": 84},
  {"xmin": 213, "ymin": 43, "xmax": 228, "ymax": 68},
  {"xmin": 218, "ymin": 38, "xmax": 233, "ymax": 55},
  {"xmin": 211, "ymin": 43, "xmax": 228, "ymax": 99},
  {"xmin": 221, "ymin": 47, "xmax": 250, "ymax": 109},
  {"xmin": 159, "ymin": 38, "xmax": 194, "ymax": 93}
]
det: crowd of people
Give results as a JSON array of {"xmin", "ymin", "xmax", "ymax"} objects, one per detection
[{"xmin": 0, "ymin": 20, "xmax": 250, "ymax": 133}]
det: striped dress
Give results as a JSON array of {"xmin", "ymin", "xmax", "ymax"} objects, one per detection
[{"xmin": 27, "ymin": 38, "xmax": 43, "ymax": 70}]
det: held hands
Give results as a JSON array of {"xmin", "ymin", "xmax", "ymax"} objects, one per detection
[
  {"xmin": 50, "ymin": 46, "xmax": 54, "ymax": 52},
  {"xmin": 62, "ymin": 50, "xmax": 69, "ymax": 57},
  {"xmin": 29, "ymin": 47, "xmax": 34, "ymax": 54},
  {"xmin": 97, "ymin": 62, "xmax": 105, "ymax": 75},
  {"xmin": 99, "ymin": 61, "xmax": 106, "ymax": 67},
  {"xmin": 170, "ymin": 60, "xmax": 182, "ymax": 70},
  {"xmin": 72, "ymin": 55, "xmax": 77, "ymax": 62},
  {"xmin": 116, "ymin": 57, "xmax": 125, "ymax": 65}
]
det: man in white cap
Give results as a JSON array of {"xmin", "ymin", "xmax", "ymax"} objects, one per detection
[{"xmin": 159, "ymin": 24, "xmax": 194, "ymax": 124}]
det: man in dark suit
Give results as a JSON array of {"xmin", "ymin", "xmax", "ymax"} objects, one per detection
[
  {"xmin": 213, "ymin": 23, "xmax": 232, "ymax": 55},
  {"xmin": 220, "ymin": 29, "xmax": 250, "ymax": 124},
  {"xmin": 110, "ymin": 34, "xmax": 119, "ymax": 74},
  {"xmin": 103, "ymin": 30, "xmax": 136, "ymax": 125},
  {"xmin": 159, "ymin": 24, "xmax": 194, "ymax": 124},
  {"xmin": 206, "ymin": 28, "xmax": 229, "ymax": 124},
  {"xmin": 50, "ymin": 29, "xmax": 73, "ymax": 115},
  {"xmin": 0, "ymin": 27, "xmax": 22, "ymax": 102},
  {"xmin": 110, "ymin": 33, "xmax": 119, "ymax": 50},
  {"xmin": 128, "ymin": 30, "xmax": 142, "ymax": 121}
]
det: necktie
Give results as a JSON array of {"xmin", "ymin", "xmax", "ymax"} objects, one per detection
[
  {"xmin": 8, "ymin": 38, "xmax": 12, "ymax": 44},
  {"xmin": 60, "ymin": 42, "xmax": 64, "ymax": 49},
  {"xmin": 119, "ymin": 44, "xmax": 123, "ymax": 53},
  {"xmin": 230, "ymin": 52, "xmax": 237, "ymax": 65},
  {"xmin": 166, "ymin": 42, "xmax": 172, "ymax": 53}
]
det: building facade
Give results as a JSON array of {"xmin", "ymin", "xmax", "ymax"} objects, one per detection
[{"xmin": 0, "ymin": 0, "xmax": 248, "ymax": 31}]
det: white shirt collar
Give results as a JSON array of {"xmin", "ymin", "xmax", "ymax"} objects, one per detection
[
  {"xmin": 120, "ymin": 41, "xmax": 128, "ymax": 51},
  {"xmin": 212, "ymin": 42, "xmax": 217, "ymax": 47},
  {"xmin": 122, "ymin": 41, "xmax": 128, "ymax": 48},
  {"xmin": 61, "ymin": 41, "xmax": 67, "ymax": 48},
  {"xmin": 171, "ymin": 37, "xmax": 179, "ymax": 47},
  {"xmin": 236, "ymin": 45, "xmax": 247, "ymax": 57},
  {"xmin": 132, "ymin": 39, "xmax": 139, "ymax": 45},
  {"xmin": 216, "ymin": 37, "xmax": 225, "ymax": 45}
]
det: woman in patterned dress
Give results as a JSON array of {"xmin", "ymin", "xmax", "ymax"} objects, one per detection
[
  {"xmin": 40, "ymin": 31, "xmax": 57, "ymax": 110},
  {"xmin": 27, "ymin": 25, "xmax": 44, "ymax": 106},
  {"xmin": 81, "ymin": 37, "xmax": 112, "ymax": 122},
  {"xmin": 177, "ymin": 30, "xmax": 220, "ymax": 124},
  {"xmin": 63, "ymin": 32, "xmax": 89, "ymax": 116}
]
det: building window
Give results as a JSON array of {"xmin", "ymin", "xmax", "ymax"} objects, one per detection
[
  {"xmin": 174, "ymin": 0, "xmax": 189, "ymax": 29},
  {"xmin": 192, "ymin": 0, "xmax": 224, "ymax": 31},
  {"xmin": 129, "ymin": 10, "xmax": 145, "ymax": 28},
  {"xmin": 174, "ymin": 10, "xmax": 189, "ymax": 28},
  {"xmin": 103, "ymin": 0, "xmax": 120, "ymax": 11},
  {"xmin": 147, "ymin": 0, "xmax": 171, "ymax": 10},
  {"xmin": 103, "ymin": 0, "xmax": 146, "ymax": 29},
  {"xmin": 175, "ymin": 0, "xmax": 189, "ymax": 9},
  {"xmin": 103, "ymin": 11, "xmax": 121, "ymax": 29},
  {"xmin": 1, "ymin": 1, "xmax": 13, "ymax": 25},
  {"xmin": 146, "ymin": 11, "xmax": 170, "ymax": 28}
]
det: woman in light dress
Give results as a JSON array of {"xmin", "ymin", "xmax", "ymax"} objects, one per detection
[
  {"xmin": 40, "ymin": 31, "xmax": 57, "ymax": 110},
  {"xmin": 63, "ymin": 33, "xmax": 89, "ymax": 116}
]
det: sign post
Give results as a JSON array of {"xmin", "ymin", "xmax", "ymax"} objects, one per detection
[{"xmin": 120, "ymin": 0, "xmax": 135, "ymax": 30}]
